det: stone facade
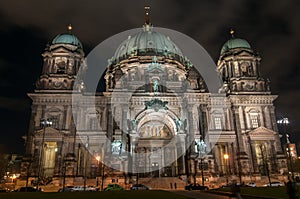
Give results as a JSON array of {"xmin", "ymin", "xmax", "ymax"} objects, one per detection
[{"xmin": 20, "ymin": 23, "xmax": 287, "ymax": 186}]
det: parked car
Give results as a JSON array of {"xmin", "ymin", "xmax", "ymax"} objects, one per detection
[
  {"xmin": 246, "ymin": 182, "xmax": 257, "ymax": 187},
  {"xmin": 72, "ymin": 186, "xmax": 84, "ymax": 191},
  {"xmin": 263, "ymin": 182, "xmax": 284, "ymax": 187},
  {"xmin": 185, "ymin": 183, "xmax": 209, "ymax": 191},
  {"xmin": 104, "ymin": 184, "xmax": 125, "ymax": 191},
  {"xmin": 58, "ymin": 186, "xmax": 74, "ymax": 192},
  {"xmin": 85, "ymin": 186, "xmax": 99, "ymax": 191},
  {"xmin": 17, "ymin": 187, "xmax": 41, "ymax": 192},
  {"xmin": 130, "ymin": 184, "xmax": 149, "ymax": 190},
  {"xmin": 221, "ymin": 182, "xmax": 243, "ymax": 188}
]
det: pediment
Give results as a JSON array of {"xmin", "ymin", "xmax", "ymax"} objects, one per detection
[
  {"xmin": 35, "ymin": 127, "xmax": 63, "ymax": 138},
  {"xmin": 50, "ymin": 45, "xmax": 78, "ymax": 54},
  {"xmin": 147, "ymin": 62, "xmax": 163, "ymax": 73},
  {"xmin": 148, "ymin": 68, "xmax": 163, "ymax": 73},
  {"xmin": 248, "ymin": 126, "xmax": 276, "ymax": 140},
  {"xmin": 236, "ymin": 50, "xmax": 253, "ymax": 56},
  {"xmin": 51, "ymin": 47, "xmax": 72, "ymax": 53}
]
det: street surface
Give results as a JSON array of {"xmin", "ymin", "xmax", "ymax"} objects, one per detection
[{"xmin": 171, "ymin": 190, "xmax": 234, "ymax": 199}]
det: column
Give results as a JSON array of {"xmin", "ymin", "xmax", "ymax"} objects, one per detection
[
  {"xmin": 248, "ymin": 139, "xmax": 257, "ymax": 174},
  {"xmin": 65, "ymin": 105, "xmax": 72, "ymax": 130}
]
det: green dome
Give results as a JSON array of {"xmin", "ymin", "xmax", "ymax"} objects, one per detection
[
  {"xmin": 221, "ymin": 38, "xmax": 251, "ymax": 54},
  {"xmin": 112, "ymin": 25, "xmax": 183, "ymax": 62},
  {"xmin": 52, "ymin": 33, "xmax": 83, "ymax": 48}
]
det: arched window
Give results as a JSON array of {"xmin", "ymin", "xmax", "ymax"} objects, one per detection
[
  {"xmin": 89, "ymin": 117, "xmax": 99, "ymax": 130},
  {"xmin": 50, "ymin": 116, "xmax": 59, "ymax": 129},
  {"xmin": 211, "ymin": 111, "xmax": 224, "ymax": 130},
  {"xmin": 249, "ymin": 112, "xmax": 260, "ymax": 129},
  {"xmin": 87, "ymin": 110, "xmax": 101, "ymax": 130},
  {"xmin": 214, "ymin": 117, "xmax": 222, "ymax": 130}
]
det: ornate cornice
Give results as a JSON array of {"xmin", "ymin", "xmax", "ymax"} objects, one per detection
[{"xmin": 229, "ymin": 95, "xmax": 277, "ymax": 105}]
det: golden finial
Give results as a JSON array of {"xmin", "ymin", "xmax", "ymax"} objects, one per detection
[
  {"xmin": 230, "ymin": 28, "xmax": 235, "ymax": 38},
  {"xmin": 145, "ymin": 6, "xmax": 150, "ymax": 25},
  {"xmin": 67, "ymin": 24, "xmax": 72, "ymax": 33}
]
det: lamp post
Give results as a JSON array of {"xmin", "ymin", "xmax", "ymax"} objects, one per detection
[
  {"xmin": 193, "ymin": 143, "xmax": 198, "ymax": 184},
  {"xmin": 62, "ymin": 160, "xmax": 66, "ymax": 192},
  {"xmin": 37, "ymin": 118, "xmax": 52, "ymax": 191},
  {"xmin": 197, "ymin": 140, "xmax": 206, "ymax": 186},
  {"xmin": 224, "ymin": 154, "xmax": 229, "ymax": 185},
  {"xmin": 95, "ymin": 156, "xmax": 100, "ymax": 187},
  {"xmin": 192, "ymin": 139, "xmax": 206, "ymax": 185},
  {"xmin": 83, "ymin": 136, "xmax": 89, "ymax": 191},
  {"xmin": 101, "ymin": 160, "xmax": 105, "ymax": 191},
  {"xmin": 277, "ymin": 117, "xmax": 294, "ymax": 180}
]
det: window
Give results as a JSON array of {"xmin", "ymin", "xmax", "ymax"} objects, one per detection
[
  {"xmin": 250, "ymin": 113, "xmax": 259, "ymax": 128},
  {"xmin": 214, "ymin": 117, "xmax": 222, "ymax": 130},
  {"xmin": 51, "ymin": 116, "xmax": 60, "ymax": 129},
  {"xmin": 89, "ymin": 117, "xmax": 98, "ymax": 130}
]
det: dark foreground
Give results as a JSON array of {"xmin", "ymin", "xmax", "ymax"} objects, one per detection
[
  {"xmin": 0, "ymin": 187, "xmax": 292, "ymax": 199},
  {"xmin": 0, "ymin": 190, "xmax": 232, "ymax": 199}
]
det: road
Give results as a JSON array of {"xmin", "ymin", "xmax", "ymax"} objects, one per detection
[{"xmin": 171, "ymin": 190, "xmax": 235, "ymax": 199}]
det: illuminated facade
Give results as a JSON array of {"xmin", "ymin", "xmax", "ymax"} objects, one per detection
[{"xmin": 20, "ymin": 12, "xmax": 287, "ymax": 187}]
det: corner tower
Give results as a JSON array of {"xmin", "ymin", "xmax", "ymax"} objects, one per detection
[
  {"xmin": 36, "ymin": 25, "xmax": 86, "ymax": 91},
  {"xmin": 21, "ymin": 26, "xmax": 86, "ymax": 184},
  {"xmin": 217, "ymin": 29, "xmax": 270, "ymax": 94},
  {"xmin": 216, "ymin": 29, "xmax": 286, "ymax": 178}
]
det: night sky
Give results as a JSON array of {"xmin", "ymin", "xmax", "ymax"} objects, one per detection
[{"xmin": 0, "ymin": 0, "xmax": 299, "ymax": 153}]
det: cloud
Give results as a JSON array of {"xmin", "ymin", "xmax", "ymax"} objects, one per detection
[
  {"xmin": 0, "ymin": 0, "xmax": 299, "ymax": 151},
  {"xmin": 0, "ymin": 96, "xmax": 30, "ymax": 111}
]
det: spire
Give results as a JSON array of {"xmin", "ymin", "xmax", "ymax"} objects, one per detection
[
  {"xmin": 145, "ymin": 6, "xmax": 150, "ymax": 25},
  {"xmin": 67, "ymin": 24, "xmax": 73, "ymax": 33},
  {"xmin": 230, "ymin": 28, "xmax": 235, "ymax": 38}
]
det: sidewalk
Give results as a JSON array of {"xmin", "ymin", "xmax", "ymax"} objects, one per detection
[{"xmin": 207, "ymin": 190, "xmax": 285, "ymax": 199}]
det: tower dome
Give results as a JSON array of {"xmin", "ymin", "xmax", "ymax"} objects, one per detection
[
  {"xmin": 220, "ymin": 29, "xmax": 251, "ymax": 54},
  {"xmin": 52, "ymin": 33, "xmax": 83, "ymax": 48},
  {"xmin": 51, "ymin": 24, "xmax": 83, "ymax": 48}
]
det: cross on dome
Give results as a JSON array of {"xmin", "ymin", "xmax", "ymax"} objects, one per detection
[{"xmin": 145, "ymin": 6, "xmax": 150, "ymax": 25}]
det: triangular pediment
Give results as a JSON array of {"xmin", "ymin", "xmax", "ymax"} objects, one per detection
[
  {"xmin": 148, "ymin": 68, "xmax": 163, "ymax": 73},
  {"xmin": 248, "ymin": 126, "xmax": 277, "ymax": 140},
  {"xmin": 237, "ymin": 50, "xmax": 253, "ymax": 56},
  {"xmin": 35, "ymin": 127, "xmax": 63, "ymax": 138},
  {"xmin": 51, "ymin": 46, "xmax": 73, "ymax": 53},
  {"xmin": 147, "ymin": 61, "xmax": 163, "ymax": 73}
]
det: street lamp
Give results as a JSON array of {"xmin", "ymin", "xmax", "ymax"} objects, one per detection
[
  {"xmin": 193, "ymin": 139, "xmax": 206, "ymax": 185},
  {"xmin": 196, "ymin": 140, "xmax": 206, "ymax": 186},
  {"xmin": 62, "ymin": 159, "xmax": 66, "ymax": 192},
  {"xmin": 277, "ymin": 117, "xmax": 294, "ymax": 180},
  {"xmin": 224, "ymin": 154, "xmax": 229, "ymax": 185},
  {"xmin": 95, "ymin": 156, "xmax": 101, "ymax": 187},
  {"xmin": 101, "ymin": 160, "xmax": 105, "ymax": 191},
  {"xmin": 83, "ymin": 136, "xmax": 89, "ymax": 191},
  {"xmin": 37, "ymin": 118, "xmax": 52, "ymax": 191}
]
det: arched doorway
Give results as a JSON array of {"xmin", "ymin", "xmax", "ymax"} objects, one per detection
[{"xmin": 132, "ymin": 109, "xmax": 182, "ymax": 177}]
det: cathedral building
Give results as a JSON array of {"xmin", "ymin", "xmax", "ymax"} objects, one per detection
[{"xmin": 20, "ymin": 9, "xmax": 287, "ymax": 187}]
